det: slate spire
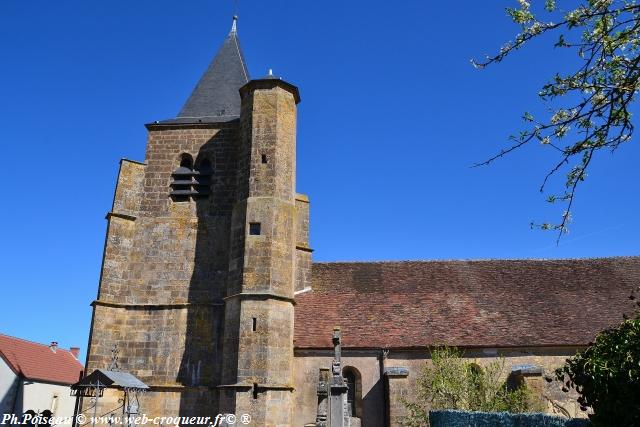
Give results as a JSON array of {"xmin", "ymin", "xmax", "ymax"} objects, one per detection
[{"xmin": 176, "ymin": 16, "xmax": 249, "ymax": 122}]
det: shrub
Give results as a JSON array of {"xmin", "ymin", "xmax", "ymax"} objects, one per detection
[
  {"xmin": 555, "ymin": 314, "xmax": 640, "ymax": 426},
  {"xmin": 403, "ymin": 347, "xmax": 543, "ymax": 426}
]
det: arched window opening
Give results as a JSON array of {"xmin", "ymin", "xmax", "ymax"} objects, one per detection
[
  {"xmin": 506, "ymin": 371, "xmax": 526, "ymax": 392},
  {"xmin": 344, "ymin": 370, "xmax": 356, "ymax": 416},
  {"xmin": 468, "ymin": 363, "xmax": 486, "ymax": 402},
  {"xmin": 170, "ymin": 154, "xmax": 213, "ymax": 201},
  {"xmin": 193, "ymin": 158, "xmax": 213, "ymax": 197},
  {"xmin": 180, "ymin": 154, "xmax": 193, "ymax": 169},
  {"xmin": 469, "ymin": 363, "xmax": 483, "ymax": 379},
  {"xmin": 342, "ymin": 367, "xmax": 362, "ymax": 418},
  {"xmin": 170, "ymin": 154, "xmax": 194, "ymax": 201}
]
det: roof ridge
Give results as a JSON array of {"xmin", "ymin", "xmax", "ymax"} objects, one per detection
[
  {"xmin": 0, "ymin": 333, "xmax": 83, "ymax": 385},
  {"xmin": 312, "ymin": 255, "xmax": 640, "ymax": 264},
  {"xmin": 172, "ymin": 17, "xmax": 250, "ymax": 124},
  {"xmin": 0, "ymin": 333, "xmax": 75, "ymax": 354},
  {"xmin": 230, "ymin": 32, "xmax": 249, "ymax": 82}
]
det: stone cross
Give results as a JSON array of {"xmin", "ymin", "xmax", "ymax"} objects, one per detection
[
  {"xmin": 330, "ymin": 327, "xmax": 349, "ymax": 427},
  {"xmin": 332, "ymin": 327, "xmax": 342, "ymax": 380},
  {"xmin": 315, "ymin": 328, "xmax": 350, "ymax": 427}
]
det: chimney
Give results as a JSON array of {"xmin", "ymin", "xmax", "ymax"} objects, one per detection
[
  {"xmin": 70, "ymin": 347, "xmax": 80, "ymax": 359},
  {"xmin": 49, "ymin": 341, "xmax": 58, "ymax": 352}
]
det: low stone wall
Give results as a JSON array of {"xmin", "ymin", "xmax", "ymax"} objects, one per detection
[{"xmin": 429, "ymin": 410, "xmax": 591, "ymax": 427}]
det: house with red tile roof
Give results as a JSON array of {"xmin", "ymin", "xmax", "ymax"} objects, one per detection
[{"xmin": 0, "ymin": 334, "xmax": 83, "ymax": 422}]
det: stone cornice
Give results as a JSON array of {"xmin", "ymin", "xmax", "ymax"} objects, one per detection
[
  {"xmin": 120, "ymin": 158, "xmax": 146, "ymax": 166},
  {"xmin": 217, "ymin": 383, "xmax": 294, "ymax": 391},
  {"xmin": 91, "ymin": 300, "xmax": 223, "ymax": 309},
  {"xmin": 223, "ymin": 292, "xmax": 295, "ymax": 304}
]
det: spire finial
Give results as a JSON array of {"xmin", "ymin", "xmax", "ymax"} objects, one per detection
[
  {"xmin": 268, "ymin": 69, "xmax": 273, "ymax": 76},
  {"xmin": 230, "ymin": 15, "xmax": 238, "ymax": 34}
]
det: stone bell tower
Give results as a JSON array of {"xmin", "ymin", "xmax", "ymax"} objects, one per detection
[
  {"xmin": 218, "ymin": 73, "xmax": 301, "ymax": 425},
  {"xmin": 84, "ymin": 14, "xmax": 311, "ymax": 422}
]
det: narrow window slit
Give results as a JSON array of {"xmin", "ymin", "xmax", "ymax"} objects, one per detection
[
  {"xmin": 261, "ymin": 154, "xmax": 268, "ymax": 164},
  {"xmin": 252, "ymin": 383, "xmax": 259, "ymax": 400},
  {"xmin": 252, "ymin": 317, "xmax": 257, "ymax": 332}
]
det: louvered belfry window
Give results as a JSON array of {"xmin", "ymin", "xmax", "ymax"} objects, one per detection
[
  {"xmin": 170, "ymin": 154, "xmax": 212, "ymax": 201},
  {"xmin": 192, "ymin": 159, "xmax": 212, "ymax": 197}
]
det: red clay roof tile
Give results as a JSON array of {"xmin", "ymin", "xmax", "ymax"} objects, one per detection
[
  {"xmin": 0, "ymin": 334, "xmax": 84, "ymax": 385},
  {"xmin": 294, "ymin": 257, "xmax": 640, "ymax": 349}
]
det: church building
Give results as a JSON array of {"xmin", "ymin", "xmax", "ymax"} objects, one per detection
[{"xmin": 84, "ymin": 17, "xmax": 640, "ymax": 426}]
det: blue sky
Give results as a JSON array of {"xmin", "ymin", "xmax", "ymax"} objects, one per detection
[{"xmin": 1, "ymin": 1, "xmax": 638, "ymax": 360}]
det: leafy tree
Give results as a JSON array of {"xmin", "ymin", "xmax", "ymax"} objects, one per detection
[
  {"xmin": 474, "ymin": 0, "xmax": 640, "ymax": 239},
  {"xmin": 554, "ymin": 300, "xmax": 640, "ymax": 426},
  {"xmin": 403, "ymin": 347, "xmax": 543, "ymax": 426}
]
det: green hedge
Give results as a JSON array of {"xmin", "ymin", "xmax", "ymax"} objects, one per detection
[{"xmin": 429, "ymin": 410, "xmax": 591, "ymax": 427}]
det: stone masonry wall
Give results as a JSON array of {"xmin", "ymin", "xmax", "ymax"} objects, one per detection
[
  {"xmin": 86, "ymin": 123, "xmax": 241, "ymax": 419},
  {"xmin": 219, "ymin": 82, "xmax": 299, "ymax": 426},
  {"xmin": 87, "ymin": 80, "xmax": 309, "ymax": 424},
  {"xmin": 385, "ymin": 347, "xmax": 588, "ymax": 426},
  {"xmin": 293, "ymin": 352, "xmax": 385, "ymax": 427},
  {"xmin": 294, "ymin": 194, "xmax": 311, "ymax": 293},
  {"xmin": 293, "ymin": 347, "xmax": 588, "ymax": 427}
]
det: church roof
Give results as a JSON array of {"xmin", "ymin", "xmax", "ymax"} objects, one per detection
[
  {"xmin": 160, "ymin": 17, "xmax": 249, "ymax": 124},
  {"xmin": 294, "ymin": 256, "xmax": 640, "ymax": 349},
  {"xmin": 0, "ymin": 334, "xmax": 83, "ymax": 385}
]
